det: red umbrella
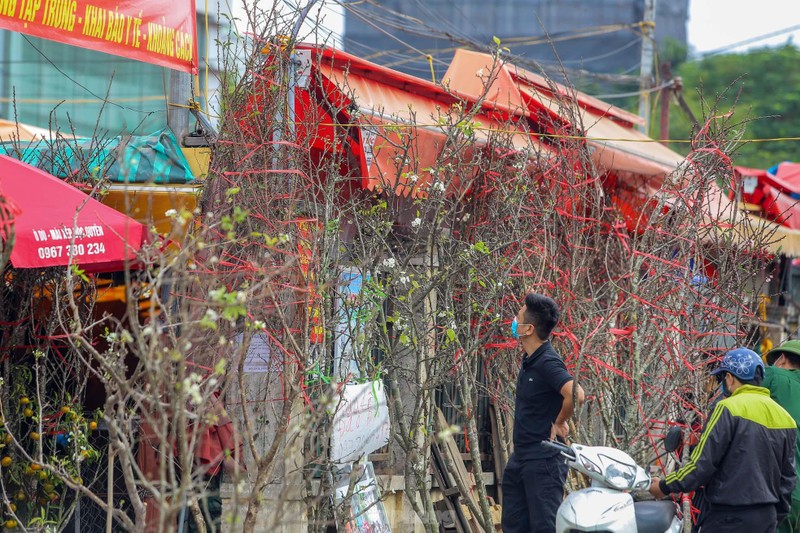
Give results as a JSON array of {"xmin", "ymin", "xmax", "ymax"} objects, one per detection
[{"xmin": 0, "ymin": 155, "xmax": 147, "ymax": 271}]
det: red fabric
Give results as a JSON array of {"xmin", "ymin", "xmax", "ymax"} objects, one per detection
[
  {"xmin": 197, "ymin": 421, "xmax": 238, "ymax": 475},
  {"xmin": 0, "ymin": 0, "xmax": 197, "ymax": 73},
  {"xmin": 772, "ymin": 162, "xmax": 800, "ymax": 192},
  {"xmin": 762, "ymin": 185, "xmax": 800, "ymax": 229},
  {"xmin": 732, "ymin": 167, "xmax": 769, "ymax": 205},
  {"xmin": 136, "ymin": 419, "xmax": 162, "ymax": 531},
  {"xmin": 195, "ymin": 392, "xmax": 242, "ymax": 475},
  {"xmin": 0, "ymin": 155, "xmax": 147, "ymax": 270}
]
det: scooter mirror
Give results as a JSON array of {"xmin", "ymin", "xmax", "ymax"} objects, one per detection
[{"xmin": 664, "ymin": 426, "xmax": 683, "ymax": 453}]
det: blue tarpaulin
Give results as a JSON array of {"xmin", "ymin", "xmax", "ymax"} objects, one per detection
[{"xmin": 0, "ymin": 129, "xmax": 195, "ymax": 184}]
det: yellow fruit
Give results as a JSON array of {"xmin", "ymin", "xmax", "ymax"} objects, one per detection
[
  {"xmin": 4, "ymin": 435, "xmax": 11, "ymax": 445},
  {"xmin": 19, "ymin": 397, "xmax": 30, "ymax": 405},
  {"xmin": 37, "ymin": 471, "xmax": 47, "ymax": 481},
  {"xmin": 37, "ymin": 496, "xmax": 47, "ymax": 505},
  {"xmin": 5, "ymin": 519, "xmax": 17, "ymax": 529},
  {"xmin": 88, "ymin": 421, "xmax": 98, "ymax": 431},
  {"xmin": 7, "ymin": 503, "xmax": 15, "ymax": 512},
  {"xmin": 60, "ymin": 406, "xmax": 71, "ymax": 415},
  {"xmin": 23, "ymin": 408, "xmax": 33, "ymax": 418},
  {"xmin": 0, "ymin": 456, "xmax": 11, "ymax": 468},
  {"xmin": 68, "ymin": 412, "xmax": 77, "ymax": 421},
  {"xmin": 23, "ymin": 467, "xmax": 33, "ymax": 476},
  {"xmin": 29, "ymin": 431, "xmax": 40, "ymax": 441},
  {"xmin": 30, "ymin": 463, "xmax": 42, "ymax": 471},
  {"xmin": 42, "ymin": 483, "xmax": 54, "ymax": 492},
  {"xmin": 48, "ymin": 492, "xmax": 58, "ymax": 502},
  {"xmin": 14, "ymin": 491, "xmax": 25, "ymax": 502}
]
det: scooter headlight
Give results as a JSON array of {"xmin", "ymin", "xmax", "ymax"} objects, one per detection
[{"xmin": 604, "ymin": 462, "xmax": 637, "ymax": 490}]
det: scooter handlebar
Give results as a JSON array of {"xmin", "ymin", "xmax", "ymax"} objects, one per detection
[{"xmin": 541, "ymin": 439, "xmax": 575, "ymax": 459}]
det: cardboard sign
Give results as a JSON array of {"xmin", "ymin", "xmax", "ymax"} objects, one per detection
[
  {"xmin": 330, "ymin": 381, "xmax": 390, "ymax": 464},
  {"xmin": 0, "ymin": 0, "xmax": 198, "ymax": 73}
]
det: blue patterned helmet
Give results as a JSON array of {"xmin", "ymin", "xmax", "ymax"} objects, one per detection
[{"xmin": 711, "ymin": 348, "xmax": 764, "ymax": 381}]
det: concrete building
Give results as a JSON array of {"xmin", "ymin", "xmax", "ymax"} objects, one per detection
[{"xmin": 343, "ymin": 0, "xmax": 688, "ymax": 83}]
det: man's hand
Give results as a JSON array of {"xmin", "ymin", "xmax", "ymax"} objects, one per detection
[
  {"xmin": 551, "ymin": 420, "xmax": 569, "ymax": 441},
  {"xmin": 649, "ymin": 478, "xmax": 666, "ymax": 500}
]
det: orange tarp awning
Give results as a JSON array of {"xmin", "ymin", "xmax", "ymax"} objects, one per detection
[
  {"xmin": 579, "ymin": 110, "xmax": 683, "ymax": 177},
  {"xmin": 308, "ymin": 45, "xmax": 547, "ymax": 197},
  {"xmin": 443, "ymin": 49, "xmax": 684, "ymax": 178}
]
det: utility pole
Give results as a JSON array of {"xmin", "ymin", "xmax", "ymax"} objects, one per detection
[
  {"xmin": 638, "ymin": 0, "xmax": 656, "ymax": 134},
  {"xmin": 658, "ymin": 62, "xmax": 672, "ymax": 145},
  {"xmin": 168, "ymin": 70, "xmax": 192, "ymax": 143}
]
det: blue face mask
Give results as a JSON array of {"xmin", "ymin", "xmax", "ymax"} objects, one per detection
[{"xmin": 511, "ymin": 318, "xmax": 520, "ymax": 339}]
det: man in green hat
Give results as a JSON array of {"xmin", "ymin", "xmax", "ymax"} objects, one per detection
[{"xmin": 766, "ymin": 340, "xmax": 800, "ymax": 533}]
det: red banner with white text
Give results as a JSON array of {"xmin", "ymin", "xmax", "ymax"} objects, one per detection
[{"xmin": 0, "ymin": 0, "xmax": 197, "ymax": 73}]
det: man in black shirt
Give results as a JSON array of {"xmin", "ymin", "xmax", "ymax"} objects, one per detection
[{"xmin": 501, "ymin": 293, "xmax": 584, "ymax": 533}]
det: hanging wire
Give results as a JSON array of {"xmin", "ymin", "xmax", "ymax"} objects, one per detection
[{"xmin": 20, "ymin": 35, "xmax": 160, "ymax": 115}]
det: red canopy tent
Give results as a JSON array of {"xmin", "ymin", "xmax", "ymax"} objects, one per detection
[
  {"xmin": 733, "ymin": 165, "xmax": 800, "ymax": 230},
  {"xmin": 242, "ymin": 44, "xmax": 552, "ymax": 201},
  {"xmin": 0, "ymin": 155, "xmax": 147, "ymax": 271}
]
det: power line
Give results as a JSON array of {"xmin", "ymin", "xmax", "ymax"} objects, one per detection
[
  {"xmin": 591, "ymin": 80, "xmax": 674, "ymax": 100},
  {"xmin": 0, "ymin": 96, "xmax": 167, "ymax": 105},
  {"xmin": 697, "ymin": 24, "xmax": 800, "ymax": 59},
  {"xmin": 21, "ymin": 35, "xmax": 161, "ymax": 115}
]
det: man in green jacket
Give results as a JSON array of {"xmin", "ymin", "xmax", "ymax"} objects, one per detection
[
  {"xmin": 766, "ymin": 340, "xmax": 800, "ymax": 533},
  {"xmin": 650, "ymin": 348, "xmax": 797, "ymax": 532}
]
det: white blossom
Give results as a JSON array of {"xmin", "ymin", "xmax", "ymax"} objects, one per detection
[
  {"xmin": 183, "ymin": 374, "xmax": 204, "ymax": 405},
  {"xmin": 432, "ymin": 181, "xmax": 446, "ymax": 192},
  {"xmin": 382, "ymin": 257, "xmax": 397, "ymax": 269},
  {"xmin": 165, "ymin": 209, "xmax": 178, "ymax": 217},
  {"xmin": 411, "ymin": 217, "xmax": 422, "ymax": 228}
]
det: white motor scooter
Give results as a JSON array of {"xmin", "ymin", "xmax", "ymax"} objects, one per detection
[{"xmin": 543, "ymin": 436, "xmax": 683, "ymax": 533}]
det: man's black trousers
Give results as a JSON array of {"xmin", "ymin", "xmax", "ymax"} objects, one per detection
[
  {"xmin": 699, "ymin": 503, "xmax": 778, "ymax": 533},
  {"xmin": 501, "ymin": 453, "xmax": 568, "ymax": 533}
]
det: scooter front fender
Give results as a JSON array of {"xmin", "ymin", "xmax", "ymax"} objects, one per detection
[{"xmin": 555, "ymin": 487, "xmax": 637, "ymax": 532}]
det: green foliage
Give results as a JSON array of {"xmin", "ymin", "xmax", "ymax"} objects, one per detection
[
  {"xmin": 658, "ymin": 37, "xmax": 688, "ymax": 69},
  {"xmin": 670, "ymin": 44, "xmax": 800, "ymax": 168}
]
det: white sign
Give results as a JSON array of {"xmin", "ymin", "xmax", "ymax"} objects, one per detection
[
  {"xmin": 743, "ymin": 175, "xmax": 758, "ymax": 195},
  {"xmin": 234, "ymin": 332, "xmax": 273, "ymax": 373},
  {"xmin": 295, "ymin": 49, "xmax": 312, "ymax": 89},
  {"xmin": 330, "ymin": 381, "xmax": 390, "ymax": 464},
  {"xmin": 334, "ymin": 461, "xmax": 392, "ymax": 533},
  {"xmin": 362, "ymin": 126, "xmax": 378, "ymax": 172}
]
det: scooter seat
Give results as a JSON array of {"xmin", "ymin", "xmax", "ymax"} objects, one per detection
[{"xmin": 633, "ymin": 500, "xmax": 676, "ymax": 533}]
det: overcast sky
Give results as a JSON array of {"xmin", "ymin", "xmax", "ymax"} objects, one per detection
[{"xmin": 687, "ymin": 0, "xmax": 799, "ymax": 53}]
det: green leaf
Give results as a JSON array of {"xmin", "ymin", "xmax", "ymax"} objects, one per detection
[{"xmin": 472, "ymin": 241, "xmax": 490, "ymax": 255}]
